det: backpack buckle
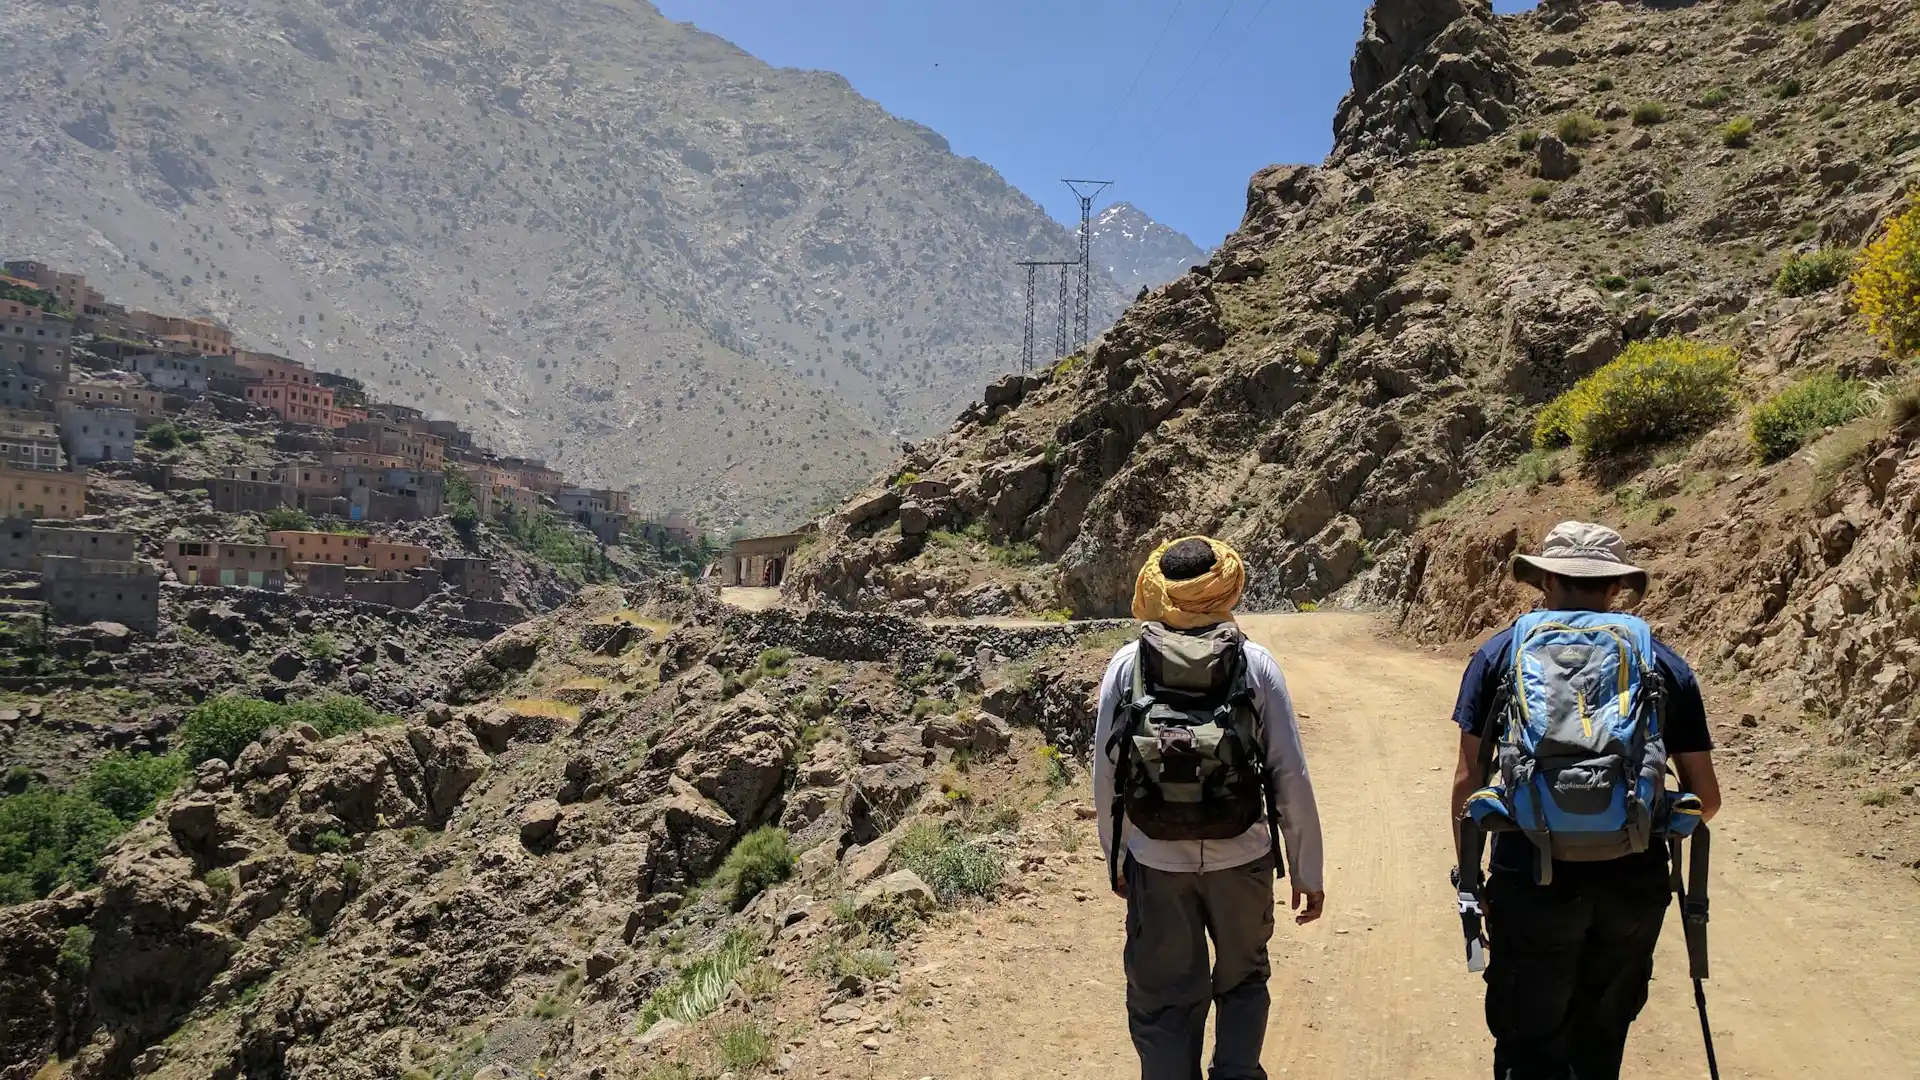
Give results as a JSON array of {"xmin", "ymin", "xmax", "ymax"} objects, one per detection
[{"xmin": 1157, "ymin": 726, "xmax": 1197, "ymax": 757}]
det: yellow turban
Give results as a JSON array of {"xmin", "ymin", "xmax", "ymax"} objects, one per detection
[{"xmin": 1131, "ymin": 536, "xmax": 1246, "ymax": 630}]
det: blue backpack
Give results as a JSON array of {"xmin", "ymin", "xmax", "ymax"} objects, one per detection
[{"xmin": 1466, "ymin": 611, "xmax": 1701, "ymax": 884}]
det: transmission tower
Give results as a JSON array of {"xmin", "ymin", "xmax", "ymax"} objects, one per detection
[
  {"xmin": 1019, "ymin": 262, "xmax": 1037, "ymax": 374},
  {"xmin": 1055, "ymin": 265, "xmax": 1071, "ymax": 360},
  {"xmin": 1015, "ymin": 259, "xmax": 1080, "ymax": 373},
  {"xmin": 1064, "ymin": 179, "xmax": 1113, "ymax": 352}
]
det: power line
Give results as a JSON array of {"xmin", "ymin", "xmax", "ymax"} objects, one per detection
[
  {"xmin": 1078, "ymin": 0, "xmax": 1188, "ymax": 165},
  {"xmin": 1172, "ymin": 0, "xmax": 1275, "ymax": 116},
  {"xmin": 1139, "ymin": 0, "xmax": 1243, "ymax": 127}
]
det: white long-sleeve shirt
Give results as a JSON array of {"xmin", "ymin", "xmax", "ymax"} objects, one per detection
[{"xmin": 1092, "ymin": 638, "xmax": 1325, "ymax": 893}]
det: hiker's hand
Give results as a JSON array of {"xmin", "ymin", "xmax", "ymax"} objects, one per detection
[
  {"xmin": 1112, "ymin": 875, "xmax": 1128, "ymax": 900},
  {"xmin": 1292, "ymin": 888, "xmax": 1325, "ymax": 925}
]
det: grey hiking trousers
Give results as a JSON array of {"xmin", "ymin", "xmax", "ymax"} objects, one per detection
[{"xmin": 1124, "ymin": 853, "xmax": 1276, "ymax": 1080}]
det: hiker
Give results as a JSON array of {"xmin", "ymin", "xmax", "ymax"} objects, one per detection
[
  {"xmin": 1449, "ymin": 522, "xmax": 1721, "ymax": 1080},
  {"xmin": 1094, "ymin": 536, "xmax": 1325, "ymax": 1080}
]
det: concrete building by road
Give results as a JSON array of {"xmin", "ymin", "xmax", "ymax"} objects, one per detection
[{"xmin": 719, "ymin": 532, "xmax": 807, "ymax": 588}]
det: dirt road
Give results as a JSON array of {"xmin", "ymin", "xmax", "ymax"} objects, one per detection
[{"xmin": 858, "ymin": 613, "xmax": 1920, "ymax": 1078}]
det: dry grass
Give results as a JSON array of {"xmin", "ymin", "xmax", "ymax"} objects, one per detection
[
  {"xmin": 497, "ymin": 698, "xmax": 582, "ymax": 722},
  {"xmin": 592, "ymin": 610, "xmax": 677, "ymax": 637}
]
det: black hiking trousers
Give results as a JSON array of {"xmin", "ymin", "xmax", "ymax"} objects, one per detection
[
  {"xmin": 1123, "ymin": 853, "xmax": 1276, "ymax": 1080},
  {"xmin": 1483, "ymin": 858, "xmax": 1673, "ymax": 1080}
]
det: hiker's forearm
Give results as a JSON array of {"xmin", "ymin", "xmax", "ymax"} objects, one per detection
[
  {"xmin": 1673, "ymin": 751, "xmax": 1721, "ymax": 822},
  {"xmin": 1451, "ymin": 733, "xmax": 1482, "ymax": 864}
]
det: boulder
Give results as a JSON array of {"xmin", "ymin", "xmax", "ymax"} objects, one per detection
[
  {"xmin": 518, "ymin": 798, "xmax": 564, "ymax": 847},
  {"xmin": 669, "ymin": 691, "xmax": 800, "ymax": 825},
  {"xmin": 1534, "ymin": 134, "xmax": 1579, "ymax": 181},
  {"xmin": 898, "ymin": 502, "xmax": 931, "ymax": 537},
  {"xmin": 842, "ymin": 487, "xmax": 901, "ymax": 529},
  {"xmin": 855, "ymin": 870, "xmax": 936, "ymax": 917},
  {"xmin": 841, "ymin": 835, "xmax": 896, "ymax": 886}
]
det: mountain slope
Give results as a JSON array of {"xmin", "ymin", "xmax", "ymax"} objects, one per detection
[
  {"xmin": 1091, "ymin": 201, "xmax": 1210, "ymax": 294},
  {"xmin": 791, "ymin": 0, "xmax": 1920, "ymax": 761},
  {"xmin": 0, "ymin": 0, "xmax": 1126, "ymax": 529}
]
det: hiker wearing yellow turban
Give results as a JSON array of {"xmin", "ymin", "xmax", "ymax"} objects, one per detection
[{"xmin": 1131, "ymin": 535, "xmax": 1246, "ymax": 629}]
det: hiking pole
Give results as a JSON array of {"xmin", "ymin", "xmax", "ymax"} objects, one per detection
[{"xmin": 1670, "ymin": 829, "xmax": 1720, "ymax": 1080}]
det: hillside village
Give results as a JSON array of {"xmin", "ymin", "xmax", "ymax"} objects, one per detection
[{"xmin": 2, "ymin": 256, "xmax": 705, "ymax": 636}]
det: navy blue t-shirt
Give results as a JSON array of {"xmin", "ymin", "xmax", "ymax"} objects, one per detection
[{"xmin": 1452, "ymin": 621, "xmax": 1714, "ymax": 878}]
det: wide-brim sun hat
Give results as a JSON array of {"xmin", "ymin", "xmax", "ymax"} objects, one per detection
[{"xmin": 1511, "ymin": 521, "xmax": 1650, "ymax": 594}]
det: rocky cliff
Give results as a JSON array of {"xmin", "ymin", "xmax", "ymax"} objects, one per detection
[{"xmin": 790, "ymin": 0, "xmax": 1920, "ymax": 766}]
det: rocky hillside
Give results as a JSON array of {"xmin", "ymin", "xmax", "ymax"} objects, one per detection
[
  {"xmin": 1091, "ymin": 202, "xmax": 1210, "ymax": 294},
  {"xmin": 0, "ymin": 580, "xmax": 1122, "ymax": 1079},
  {"xmin": 0, "ymin": 0, "xmax": 1127, "ymax": 530},
  {"xmin": 790, "ymin": 0, "xmax": 1920, "ymax": 765}
]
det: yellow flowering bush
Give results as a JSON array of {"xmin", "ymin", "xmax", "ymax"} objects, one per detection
[
  {"xmin": 1533, "ymin": 338, "xmax": 1739, "ymax": 458},
  {"xmin": 1852, "ymin": 196, "xmax": 1920, "ymax": 357}
]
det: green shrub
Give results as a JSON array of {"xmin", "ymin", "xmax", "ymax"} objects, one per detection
[
  {"xmin": 1527, "ymin": 182, "xmax": 1555, "ymax": 204},
  {"xmin": 0, "ymin": 748, "xmax": 197, "ymax": 904},
  {"xmin": 58, "ymin": 925, "xmax": 93, "ymax": 979},
  {"xmin": 1701, "ymin": 85, "xmax": 1734, "ymax": 108},
  {"xmin": 1599, "ymin": 273, "xmax": 1629, "ymax": 292},
  {"xmin": 1814, "ymin": 102, "xmax": 1841, "ymax": 122},
  {"xmin": 262, "ymin": 507, "xmax": 315, "ymax": 532},
  {"xmin": 1556, "ymin": 115, "xmax": 1605, "ymax": 145},
  {"xmin": 1771, "ymin": 77, "xmax": 1802, "ymax": 99},
  {"xmin": 891, "ymin": 820, "xmax": 1004, "ymax": 903},
  {"xmin": 81, "ymin": 752, "xmax": 187, "ymax": 822},
  {"xmin": 638, "ymin": 928, "xmax": 762, "ymax": 1027},
  {"xmin": 204, "ymin": 867, "xmax": 235, "ymax": 893},
  {"xmin": 1040, "ymin": 746, "xmax": 1072, "ymax": 791},
  {"xmin": 717, "ymin": 1020, "xmax": 777, "ymax": 1071},
  {"xmin": 143, "ymin": 422, "xmax": 182, "ymax": 450},
  {"xmin": 0, "ymin": 788, "xmax": 124, "ymax": 903},
  {"xmin": 757, "ymin": 647, "xmax": 793, "ymax": 678},
  {"xmin": 1517, "ymin": 130, "xmax": 1540, "ymax": 152},
  {"xmin": 312, "ymin": 829, "xmax": 352, "ymax": 854},
  {"xmin": 1533, "ymin": 338, "xmax": 1740, "ymax": 458},
  {"xmin": 1721, "ymin": 116, "xmax": 1755, "ymax": 147},
  {"xmin": 1748, "ymin": 374, "xmax": 1875, "ymax": 462},
  {"xmin": 301, "ymin": 632, "xmax": 340, "ymax": 660},
  {"xmin": 1630, "ymin": 101, "xmax": 1668, "ymax": 126},
  {"xmin": 176, "ymin": 697, "xmax": 285, "ymax": 766},
  {"xmin": 893, "ymin": 471, "xmax": 920, "ymax": 488},
  {"xmin": 990, "ymin": 541, "xmax": 1042, "ymax": 567},
  {"xmin": 177, "ymin": 694, "xmax": 397, "ymax": 766},
  {"xmin": 711, "ymin": 826, "xmax": 793, "ymax": 910},
  {"xmin": 1035, "ymin": 607, "xmax": 1072, "ymax": 623},
  {"xmin": 1775, "ymin": 248, "xmax": 1853, "ymax": 296},
  {"xmin": 1592, "ymin": 75, "xmax": 1614, "ymax": 92}
]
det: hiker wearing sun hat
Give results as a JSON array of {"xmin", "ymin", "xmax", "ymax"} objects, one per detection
[
  {"xmin": 1448, "ymin": 521, "xmax": 1723, "ymax": 1080},
  {"xmin": 1094, "ymin": 536, "xmax": 1324, "ymax": 1080}
]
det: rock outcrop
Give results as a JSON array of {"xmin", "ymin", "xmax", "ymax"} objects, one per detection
[{"xmin": 1331, "ymin": 0, "xmax": 1524, "ymax": 162}]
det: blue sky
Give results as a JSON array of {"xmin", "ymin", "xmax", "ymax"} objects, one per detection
[{"xmin": 654, "ymin": 0, "xmax": 1540, "ymax": 248}]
